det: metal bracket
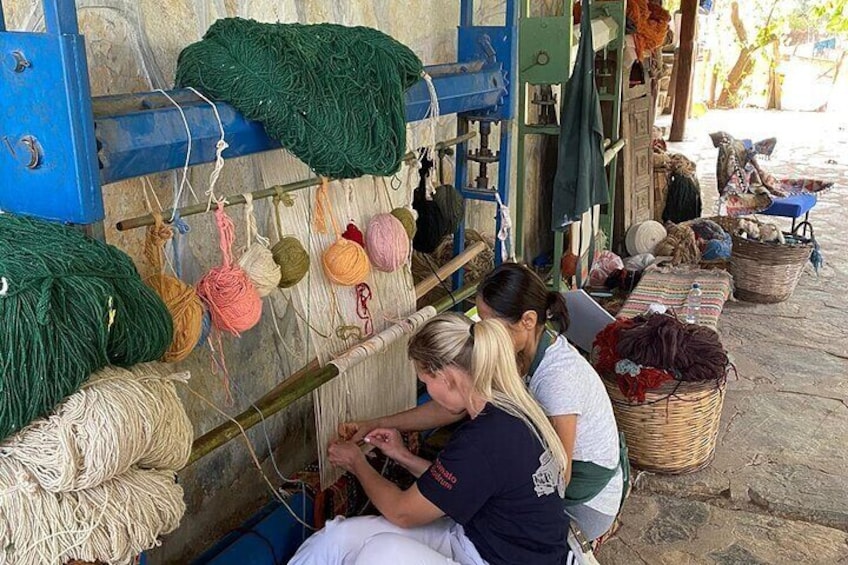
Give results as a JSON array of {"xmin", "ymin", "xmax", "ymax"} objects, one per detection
[{"xmin": 0, "ymin": 0, "xmax": 102, "ymax": 224}]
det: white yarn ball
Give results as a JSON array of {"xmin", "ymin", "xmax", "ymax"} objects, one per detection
[{"xmin": 239, "ymin": 244, "xmax": 282, "ymax": 297}]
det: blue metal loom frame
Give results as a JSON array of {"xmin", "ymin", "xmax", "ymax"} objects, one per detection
[{"xmin": 0, "ymin": 0, "xmax": 518, "ymax": 271}]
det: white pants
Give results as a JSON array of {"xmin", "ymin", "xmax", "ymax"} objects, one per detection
[{"xmin": 287, "ymin": 515, "xmax": 488, "ymax": 565}]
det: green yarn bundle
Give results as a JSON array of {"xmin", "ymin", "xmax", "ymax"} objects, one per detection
[
  {"xmin": 272, "ymin": 237, "xmax": 310, "ymax": 288},
  {"xmin": 0, "ymin": 214, "xmax": 173, "ymax": 439},
  {"xmin": 390, "ymin": 207, "xmax": 417, "ymax": 240},
  {"xmin": 175, "ymin": 18, "xmax": 423, "ymax": 179}
]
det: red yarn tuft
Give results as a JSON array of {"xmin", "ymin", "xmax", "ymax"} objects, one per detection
[{"xmin": 342, "ymin": 222, "xmax": 366, "ymax": 248}]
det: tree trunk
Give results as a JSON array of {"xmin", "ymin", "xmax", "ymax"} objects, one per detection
[
  {"xmin": 717, "ymin": 46, "xmax": 755, "ymax": 107},
  {"xmin": 766, "ymin": 40, "xmax": 782, "ymax": 110}
]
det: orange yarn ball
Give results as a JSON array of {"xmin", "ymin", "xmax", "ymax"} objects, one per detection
[
  {"xmin": 146, "ymin": 273, "xmax": 204, "ymax": 363},
  {"xmin": 322, "ymin": 238, "xmax": 370, "ymax": 286}
]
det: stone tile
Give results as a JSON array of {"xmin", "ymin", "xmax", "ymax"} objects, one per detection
[{"xmin": 601, "ymin": 494, "xmax": 848, "ymax": 565}]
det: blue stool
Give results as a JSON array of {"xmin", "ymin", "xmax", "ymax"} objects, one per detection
[{"xmin": 760, "ymin": 192, "xmax": 817, "ymax": 236}]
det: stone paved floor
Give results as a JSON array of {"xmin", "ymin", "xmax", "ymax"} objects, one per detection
[{"xmin": 601, "ymin": 109, "xmax": 848, "ymax": 565}]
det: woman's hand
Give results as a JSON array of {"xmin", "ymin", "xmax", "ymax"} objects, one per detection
[
  {"xmin": 337, "ymin": 419, "xmax": 378, "ymax": 443},
  {"xmin": 328, "ymin": 440, "xmax": 366, "ymax": 474},
  {"xmin": 364, "ymin": 428, "xmax": 409, "ymax": 461}
]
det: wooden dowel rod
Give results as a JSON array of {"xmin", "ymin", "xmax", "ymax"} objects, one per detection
[
  {"xmin": 603, "ymin": 139, "xmax": 626, "ymax": 166},
  {"xmin": 115, "ymin": 132, "xmax": 478, "ymax": 232},
  {"xmin": 414, "ymin": 241, "xmax": 486, "ymax": 298},
  {"xmin": 187, "ymin": 282, "xmax": 479, "ymax": 466}
]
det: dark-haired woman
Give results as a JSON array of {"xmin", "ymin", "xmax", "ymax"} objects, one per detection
[{"xmin": 342, "ymin": 263, "xmax": 623, "ymax": 541}]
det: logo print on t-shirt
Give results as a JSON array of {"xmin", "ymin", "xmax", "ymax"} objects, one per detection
[{"xmin": 532, "ymin": 450, "xmax": 565, "ymax": 498}]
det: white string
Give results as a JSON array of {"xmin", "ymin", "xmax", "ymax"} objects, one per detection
[
  {"xmin": 420, "ymin": 72, "xmax": 440, "ymax": 200},
  {"xmin": 187, "ymin": 87, "xmax": 229, "ymax": 210},
  {"xmin": 494, "ymin": 191, "xmax": 515, "ymax": 261},
  {"xmin": 155, "ymin": 89, "xmax": 193, "ymax": 220},
  {"xmin": 181, "ymin": 384, "xmax": 315, "ymax": 531}
]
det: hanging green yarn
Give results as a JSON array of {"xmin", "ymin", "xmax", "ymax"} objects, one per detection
[
  {"xmin": 175, "ymin": 18, "xmax": 424, "ymax": 179},
  {"xmin": 0, "ymin": 214, "xmax": 173, "ymax": 440},
  {"xmin": 272, "ymin": 237, "xmax": 310, "ymax": 288},
  {"xmin": 390, "ymin": 207, "xmax": 417, "ymax": 240}
]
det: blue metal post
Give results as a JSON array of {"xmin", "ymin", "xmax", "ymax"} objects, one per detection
[
  {"xmin": 43, "ymin": 0, "xmax": 80, "ymax": 33},
  {"xmin": 451, "ymin": 116, "xmax": 470, "ymax": 292},
  {"xmin": 0, "ymin": 2, "xmax": 7, "ymax": 32},
  {"xmin": 460, "ymin": 0, "xmax": 474, "ymax": 27},
  {"xmin": 0, "ymin": 0, "xmax": 103, "ymax": 224}
]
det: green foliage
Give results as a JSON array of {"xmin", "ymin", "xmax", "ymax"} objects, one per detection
[{"xmin": 811, "ymin": 0, "xmax": 848, "ymax": 35}]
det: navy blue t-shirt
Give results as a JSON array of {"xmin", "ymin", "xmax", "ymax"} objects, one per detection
[{"xmin": 417, "ymin": 404, "xmax": 569, "ymax": 565}]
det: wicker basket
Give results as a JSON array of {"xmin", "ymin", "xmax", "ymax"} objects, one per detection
[
  {"xmin": 603, "ymin": 374, "xmax": 726, "ymax": 474},
  {"xmin": 730, "ymin": 222, "xmax": 814, "ymax": 303}
]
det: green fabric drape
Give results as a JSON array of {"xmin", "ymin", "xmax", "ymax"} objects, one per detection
[{"xmin": 552, "ymin": 0, "xmax": 609, "ymax": 229}]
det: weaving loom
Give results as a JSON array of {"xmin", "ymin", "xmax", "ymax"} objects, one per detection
[
  {"xmin": 0, "ymin": 0, "xmax": 521, "ymax": 561},
  {"xmin": 256, "ymin": 149, "xmax": 425, "ymax": 487}
]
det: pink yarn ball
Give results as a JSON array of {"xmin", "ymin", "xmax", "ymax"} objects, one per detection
[{"xmin": 365, "ymin": 213, "xmax": 410, "ymax": 273}]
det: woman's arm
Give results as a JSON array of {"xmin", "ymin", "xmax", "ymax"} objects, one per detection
[
  {"xmin": 389, "ymin": 447, "xmax": 432, "ymax": 478},
  {"xmin": 550, "ymin": 414, "xmax": 577, "ymax": 484},
  {"xmin": 340, "ymin": 400, "xmax": 466, "ymax": 442},
  {"xmin": 365, "ymin": 428, "xmax": 432, "ymax": 478},
  {"xmin": 330, "ymin": 441, "xmax": 443, "ymax": 528}
]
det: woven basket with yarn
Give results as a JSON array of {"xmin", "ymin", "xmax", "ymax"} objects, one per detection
[
  {"xmin": 601, "ymin": 374, "xmax": 726, "ymax": 474},
  {"xmin": 728, "ymin": 219, "xmax": 814, "ymax": 303}
]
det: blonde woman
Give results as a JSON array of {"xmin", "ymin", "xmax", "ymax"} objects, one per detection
[{"xmin": 288, "ymin": 313, "xmax": 569, "ymax": 565}]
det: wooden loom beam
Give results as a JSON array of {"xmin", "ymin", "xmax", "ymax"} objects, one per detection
[{"xmin": 414, "ymin": 241, "xmax": 487, "ymax": 298}]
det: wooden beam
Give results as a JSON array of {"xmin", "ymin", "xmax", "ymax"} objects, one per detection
[
  {"xmin": 669, "ymin": 0, "xmax": 698, "ymax": 142},
  {"xmin": 414, "ymin": 241, "xmax": 487, "ymax": 298}
]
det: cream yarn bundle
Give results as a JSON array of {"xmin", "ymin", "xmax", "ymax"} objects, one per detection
[
  {"xmin": 0, "ymin": 363, "xmax": 193, "ymax": 565},
  {"xmin": 0, "ymin": 462, "xmax": 185, "ymax": 565},
  {"xmin": 0, "ymin": 363, "xmax": 192, "ymax": 492}
]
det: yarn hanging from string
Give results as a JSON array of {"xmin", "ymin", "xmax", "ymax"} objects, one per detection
[
  {"xmin": 144, "ymin": 213, "xmax": 204, "ymax": 363},
  {"xmin": 342, "ymin": 222, "xmax": 366, "ymax": 248},
  {"xmin": 0, "ymin": 364, "xmax": 192, "ymax": 493},
  {"xmin": 0, "ymin": 463, "xmax": 185, "ymax": 565},
  {"xmin": 366, "ymin": 213, "xmax": 409, "ymax": 272},
  {"xmin": 412, "ymin": 154, "xmax": 466, "ymax": 254},
  {"xmin": 270, "ymin": 194, "xmax": 310, "ymax": 288},
  {"xmin": 390, "ymin": 207, "xmax": 417, "ymax": 239},
  {"xmin": 323, "ymin": 239, "xmax": 371, "ymax": 286},
  {"xmin": 0, "ymin": 214, "xmax": 172, "ymax": 441},
  {"xmin": 196, "ymin": 203, "xmax": 263, "ymax": 335},
  {"xmin": 238, "ymin": 193, "xmax": 282, "ymax": 297},
  {"xmin": 314, "ymin": 178, "xmax": 371, "ymax": 286},
  {"xmin": 175, "ymin": 18, "xmax": 423, "ymax": 178},
  {"xmin": 272, "ymin": 238, "xmax": 310, "ymax": 288},
  {"xmin": 239, "ymin": 245, "xmax": 281, "ymax": 296}
]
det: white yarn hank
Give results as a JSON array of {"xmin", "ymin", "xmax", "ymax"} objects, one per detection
[
  {"xmin": 0, "ymin": 363, "xmax": 193, "ymax": 493},
  {"xmin": 239, "ymin": 193, "xmax": 282, "ymax": 296},
  {"xmin": 0, "ymin": 462, "xmax": 185, "ymax": 565}
]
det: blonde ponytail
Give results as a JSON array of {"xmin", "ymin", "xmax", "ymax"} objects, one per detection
[
  {"xmin": 469, "ymin": 319, "xmax": 569, "ymax": 478},
  {"xmin": 408, "ymin": 313, "xmax": 568, "ymax": 481}
]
